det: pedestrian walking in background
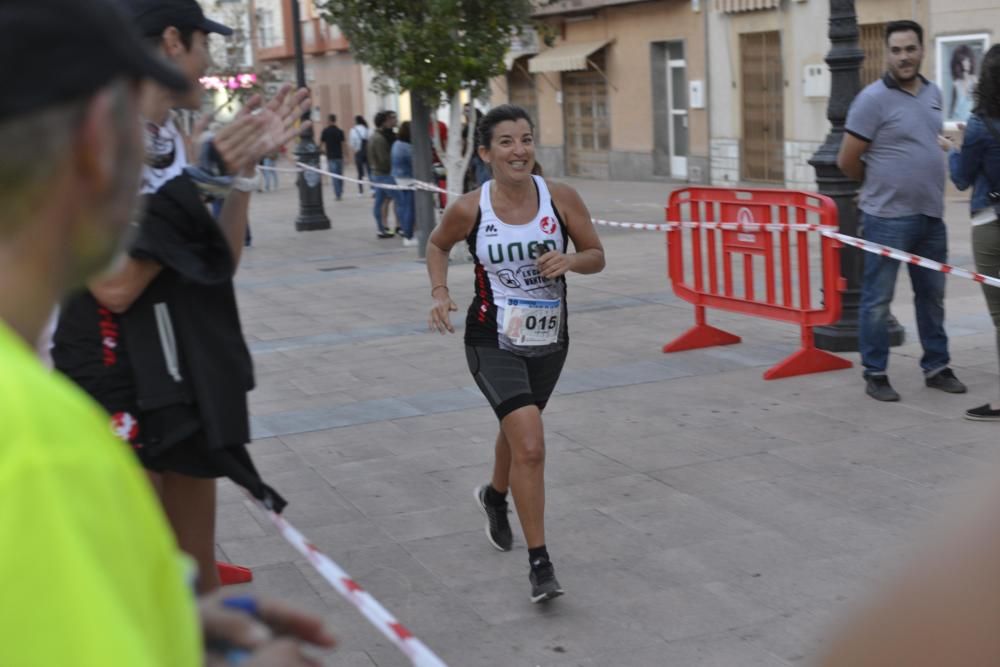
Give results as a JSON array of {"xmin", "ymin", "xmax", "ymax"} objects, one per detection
[
  {"xmin": 350, "ymin": 114, "xmax": 370, "ymax": 195},
  {"xmin": 391, "ymin": 120, "xmax": 417, "ymax": 246},
  {"xmin": 368, "ymin": 109, "xmax": 399, "ymax": 238},
  {"xmin": 838, "ymin": 19, "xmax": 966, "ymax": 402},
  {"xmin": 260, "ymin": 150, "xmax": 279, "ymax": 191},
  {"xmin": 320, "ymin": 113, "xmax": 346, "ymax": 201},
  {"xmin": 945, "ymin": 44, "xmax": 1000, "ymax": 420}
]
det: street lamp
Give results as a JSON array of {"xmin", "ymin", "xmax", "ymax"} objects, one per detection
[
  {"xmin": 290, "ymin": 0, "xmax": 330, "ymax": 231},
  {"xmin": 810, "ymin": 0, "xmax": 903, "ymax": 351}
]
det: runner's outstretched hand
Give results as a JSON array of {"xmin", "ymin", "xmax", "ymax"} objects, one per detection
[{"xmin": 429, "ymin": 288, "xmax": 458, "ymax": 334}]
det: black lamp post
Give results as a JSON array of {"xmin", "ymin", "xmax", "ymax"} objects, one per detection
[
  {"xmin": 290, "ymin": 0, "xmax": 330, "ymax": 231},
  {"xmin": 811, "ymin": 0, "xmax": 903, "ymax": 351}
]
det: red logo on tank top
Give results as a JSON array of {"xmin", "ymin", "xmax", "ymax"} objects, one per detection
[
  {"xmin": 110, "ymin": 411, "xmax": 139, "ymax": 443},
  {"xmin": 98, "ymin": 307, "xmax": 119, "ymax": 367},
  {"xmin": 540, "ymin": 216, "xmax": 557, "ymax": 235}
]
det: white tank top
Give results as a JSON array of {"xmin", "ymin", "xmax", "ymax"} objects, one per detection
[{"xmin": 464, "ymin": 175, "xmax": 568, "ymax": 355}]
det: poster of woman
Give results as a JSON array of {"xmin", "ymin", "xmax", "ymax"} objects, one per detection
[{"xmin": 937, "ymin": 34, "xmax": 990, "ymax": 125}]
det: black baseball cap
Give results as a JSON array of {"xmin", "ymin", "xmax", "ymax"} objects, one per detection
[
  {"xmin": 0, "ymin": 0, "xmax": 190, "ymax": 123},
  {"xmin": 126, "ymin": 0, "xmax": 234, "ymax": 38}
]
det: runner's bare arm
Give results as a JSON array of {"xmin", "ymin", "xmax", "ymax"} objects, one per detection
[
  {"xmin": 426, "ymin": 192, "xmax": 479, "ymax": 334},
  {"xmin": 837, "ymin": 133, "xmax": 870, "ymax": 182},
  {"xmin": 538, "ymin": 181, "xmax": 605, "ymax": 279},
  {"xmin": 88, "ymin": 258, "xmax": 162, "ymax": 314}
]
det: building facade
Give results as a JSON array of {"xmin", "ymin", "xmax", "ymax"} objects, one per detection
[
  {"xmin": 493, "ymin": 0, "xmax": 711, "ymax": 183},
  {"xmin": 251, "ymin": 0, "xmax": 372, "ymax": 127},
  {"xmin": 708, "ymin": 0, "xmax": 999, "ymax": 190},
  {"xmin": 706, "ymin": 0, "xmax": 933, "ymax": 190},
  {"xmin": 488, "ymin": 0, "xmax": 998, "ymax": 188}
]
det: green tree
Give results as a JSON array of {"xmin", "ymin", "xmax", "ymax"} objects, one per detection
[{"xmin": 318, "ymin": 0, "xmax": 534, "ymax": 255}]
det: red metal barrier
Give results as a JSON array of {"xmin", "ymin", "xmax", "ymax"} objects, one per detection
[{"xmin": 663, "ymin": 187, "xmax": 852, "ymax": 380}]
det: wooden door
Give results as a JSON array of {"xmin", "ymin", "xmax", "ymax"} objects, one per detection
[
  {"xmin": 740, "ymin": 31, "xmax": 784, "ymax": 183},
  {"xmin": 339, "ymin": 83, "xmax": 353, "ymax": 128},
  {"xmin": 859, "ymin": 23, "xmax": 886, "ymax": 86},
  {"xmin": 563, "ymin": 57, "xmax": 610, "ymax": 179}
]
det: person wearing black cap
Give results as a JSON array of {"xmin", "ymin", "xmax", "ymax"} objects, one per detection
[
  {"xmin": 52, "ymin": 0, "xmax": 311, "ymax": 594},
  {"xmin": 0, "ymin": 1, "xmax": 335, "ymax": 665}
]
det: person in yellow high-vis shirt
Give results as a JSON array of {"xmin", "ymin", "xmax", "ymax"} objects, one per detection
[{"xmin": 0, "ymin": 1, "xmax": 334, "ymax": 665}]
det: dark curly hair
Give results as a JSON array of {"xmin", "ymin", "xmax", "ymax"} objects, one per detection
[
  {"xmin": 951, "ymin": 44, "xmax": 976, "ymax": 80},
  {"xmin": 975, "ymin": 44, "xmax": 1000, "ymax": 119}
]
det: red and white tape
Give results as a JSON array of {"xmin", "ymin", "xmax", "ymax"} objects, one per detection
[
  {"xmin": 823, "ymin": 230, "xmax": 1000, "ymax": 289},
  {"xmin": 591, "ymin": 218, "xmax": 1000, "ymax": 290},
  {"xmin": 258, "ymin": 165, "xmax": 1000, "ymax": 291},
  {"xmin": 247, "ymin": 497, "xmax": 448, "ymax": 667},
  {"xmin": 591, "ymin": 219, "xmax": 833, "ymax": 233},
  {"xmin": 292, "ymin": 162, "xmax": 455, "ymax": 195}
]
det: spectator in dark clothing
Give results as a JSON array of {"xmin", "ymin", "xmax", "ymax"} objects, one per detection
[
  {"xmin": 463, "ymin": 105, "xmax": 489, "ymax": 191},
  {"xmin": 368, "ymin": 110, "xmax": 398, "ymax": 237},
  {"xmin": 320, "ymin": 114, "xmax": 346, "ymax": 201}
]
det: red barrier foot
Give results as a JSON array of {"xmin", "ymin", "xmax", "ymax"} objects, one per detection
[
  {"xmin": 663, "ymin": 324, "xmax": 742, "ymax": 353},
  {"xmin": 763, "ymin": 347, "xmax": 853, "ymax": 380},
  {"xmin": 217, "ymin": 562, "xmax": 253, "ymax": 585}
]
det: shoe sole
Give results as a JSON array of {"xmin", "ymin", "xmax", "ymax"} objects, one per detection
[
  {"xmin": 473, "ymin": 486, "xmax": 512, "ymax": 552},
  {"xmin": 866, "ymin": 390, "xmax": 900, "ymax": 402},
  {"xmin": 926, "ymin": 386, "xmax": 968, "ymax": 394},
  {"xmin": 964, "ymin": 413, "xmax": 1000, "ymax": 421},
  {"xmin": 530, "ymin": 588, "xmax": 564, "ymax": 604}
]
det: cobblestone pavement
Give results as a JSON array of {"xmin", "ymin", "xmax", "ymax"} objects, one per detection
[{"xmin": 219, "ymin": 171, "xmax": 999, "ymax": 666}]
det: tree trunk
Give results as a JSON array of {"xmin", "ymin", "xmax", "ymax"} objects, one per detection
[
  {"xmin": 444, "ymin": 91, "xmax": 479, "ymax": 262},
  {"xmin": 411, "ymin": 93, "xmax": 436, "ymax": 258},
  {"xmin": 445, "ymin": 90, "xmax": 476, "ymax": 202}
]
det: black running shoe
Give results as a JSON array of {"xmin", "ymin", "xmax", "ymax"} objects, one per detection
[
  {"xmin": 474, "ymin": 484, "xmax": 513, "ymax": 551},
  {"xmin": 865, "ymin": 375, "xmax": 900, "ymax": 402},
  {"xmin": 925, "ymin": 368, "xmax": 967, "ymax": 394},
  {"xmin": 965, "ymin": 403, "xmax": 1000, "ymax": 421},
  {"xmin": 529, "ymin": 559, "xmax": 564, "ymax": 603}
]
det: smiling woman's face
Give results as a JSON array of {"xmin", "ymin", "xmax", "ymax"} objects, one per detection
[{"xmin": 480, "ymin": 119, "xmax": 535, "ymax": 184}]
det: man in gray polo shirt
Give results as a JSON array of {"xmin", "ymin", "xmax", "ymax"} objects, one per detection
[{"xmin": 838, "ymin": 19, "xmax": 966, "ymax": 402}]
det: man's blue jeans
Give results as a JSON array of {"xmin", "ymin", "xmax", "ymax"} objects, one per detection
[
  {"xmin": 371, "ymin": 174, "xmax": 397, "ymax": 233},
  {"xmin": 328, "ymin": 158, "xmax": 343, "ymax": 199},
  {"xmin": 859, "ymin": 213, "xmax": 950, "ymax": 377}
]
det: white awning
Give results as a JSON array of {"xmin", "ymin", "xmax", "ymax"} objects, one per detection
[
  {"xmin": 528, "ymin": 40, "xmax": 610, "ymax": 73},
  {"xmin": 715, "ymin": 0, "xmax": 779, "ymax": 12}
]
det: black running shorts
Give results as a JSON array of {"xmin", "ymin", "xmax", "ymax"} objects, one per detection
[{"xmin": 466, "ymin": 345, "xmax": 568, "ymax": 420}]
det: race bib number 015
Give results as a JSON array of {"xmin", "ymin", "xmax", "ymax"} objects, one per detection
[{"xmin": 503, "ymin": 298, "xmax": 561, "ymax": 346}]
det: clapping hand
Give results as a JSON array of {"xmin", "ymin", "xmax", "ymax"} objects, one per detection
[{"xmin": 213, "ymin": 85, "xmax": 312, "ymax": 176}]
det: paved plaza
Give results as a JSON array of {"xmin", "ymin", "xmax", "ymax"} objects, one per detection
[{"xmin": 220, "ymin": 171, "xmax": 1000, "ymax": 666}]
